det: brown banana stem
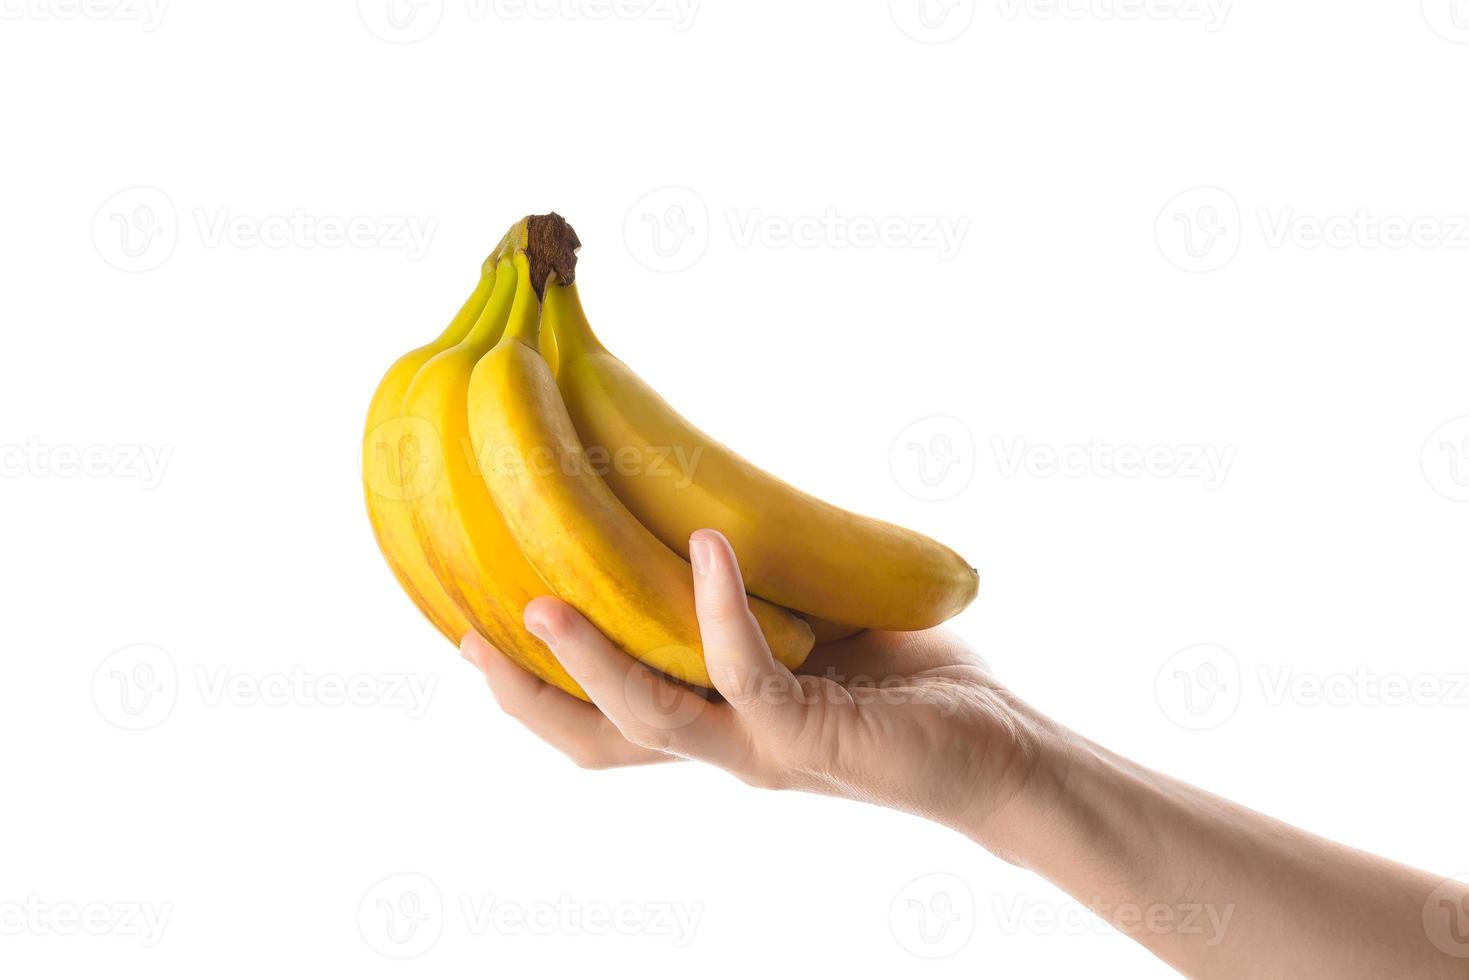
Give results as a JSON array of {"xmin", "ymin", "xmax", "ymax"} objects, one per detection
[{"xmin": 524, "ymin": 212, "xmax": 581, "ymax": 300}]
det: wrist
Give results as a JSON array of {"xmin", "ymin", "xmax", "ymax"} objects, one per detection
[
  {"xmin": 945, "ymin": 693, "xmax": 1082, "ymax": 861},
  {"xmin": 952, "ymin": 701, "xmax": 1161, "ymax": 892}
]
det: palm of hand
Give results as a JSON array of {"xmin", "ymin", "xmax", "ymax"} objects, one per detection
[
  {"xmin": 781, "ymin": 629, "xmax": 1041, "ymax": 832},
  {"xmin": 460, "ymin": 530, "xmax": 1036, "ymax": 843}
]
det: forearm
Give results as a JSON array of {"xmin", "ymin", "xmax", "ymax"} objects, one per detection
[{"xmin": 966, "ymin": 709, "xmax": 1467, "ymax": 978}]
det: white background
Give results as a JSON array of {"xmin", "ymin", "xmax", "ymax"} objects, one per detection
[{"xmin": 2, "ymin": 1, "xmax": 1467, "ymax": 976}]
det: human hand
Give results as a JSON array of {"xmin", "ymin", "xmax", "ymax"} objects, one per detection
[
  {"xmin": 461, "ymin": 530, "xmax": 1469, "ymax": 978},
  {"xmin": 460, "ymin": 529, "xmax": 1060, "ymax": 850}
]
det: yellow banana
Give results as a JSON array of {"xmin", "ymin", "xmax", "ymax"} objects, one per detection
[
  {"xmin": 800, "ymin": 614, "xmax": 864, "ymax": 645},
  {"xmin": 401, "ymin": 232, "xmax": 584, "ymax": 698},
  {"xmin": 547, "ymin": 278, "xmax": 979, "ymax": 632},
  {"xmin": 468, "ymin": 217, "xmax": 814, "ymax": 686},
  {"xmin": 362, "ymin": 254, "xmax": 497, "ymax": 643},
  {"xmin": 538, "ymin": 307, "xmax": 559, "ymax": 377}
]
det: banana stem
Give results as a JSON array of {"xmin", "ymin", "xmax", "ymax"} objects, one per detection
[
  {"xmin": 461, "ymin": 257, "xmax": 517, "ymax": 349},
  {"xmin": 430, "ymin": 258, "xmax": 497, "ymax": 348},
  {"xmin": 501, "ymin": 254, "xmax": 542, "ymax": 349},
  {"xmin": 490, "ymin": 222, "xmax": 522, "ymax": 265},
  {"xmin": 523, "ymin": 212, "xmax": 580, "ymax": 300},
  {"xmin": 543, "ymin": 281, "xmax": 604, "ymax": 363}
]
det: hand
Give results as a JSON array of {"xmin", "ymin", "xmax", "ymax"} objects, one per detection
[
  {"xmin": 461, "ymin": 531, "xmax": 1469, "ymax": 978},
  {"xmin": 460, "ymin": 529, "xmax": 1058, "ymax": 848}
]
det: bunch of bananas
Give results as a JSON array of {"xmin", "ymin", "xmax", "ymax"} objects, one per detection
[{"xmin": 362, "ymin": 213, "xmax": 979, "ymax": 701}]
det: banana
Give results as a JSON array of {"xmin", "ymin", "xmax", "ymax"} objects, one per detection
[
  {"xmin": 401, "ymin": 230, "xmax": 585, "ymax": 698},
  {"xmin": 799, "ymin": 614, "xmax": 864, "ymax": 645},
  {"xmin": 468, "ymin": 216, "xmax": 814, "ymax": 686},
  {"xmin": 362, "ymin": 254, "xmax": 498, "ymax": 643},
  {"xmin": 547, "ymin": 275, "xmax": 979, "ymax": 632},
  {"xmin": 538, "ymin": 305, "xmax": 560, "ymax": 377}
]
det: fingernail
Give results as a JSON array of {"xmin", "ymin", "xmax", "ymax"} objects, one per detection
[
  {"xmin": 690, "ymin": 535, "xmax": 713, "ymax": 576},
  {"xmin": 525, "ymin": 616, "xmax": 557, "ymax": 648},
  {"xmin": 459, "ymin": 636, "xmax": 482, "ymax": 668}
]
